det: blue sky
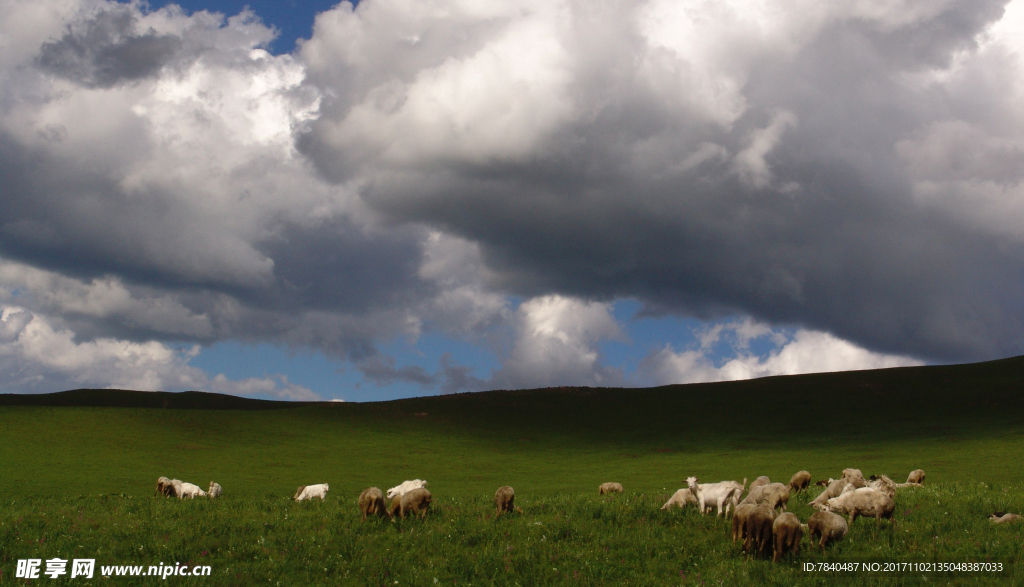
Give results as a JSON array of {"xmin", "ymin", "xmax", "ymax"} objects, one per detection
[{"xmin": 5, "ymin": 0, "xmax": 1023, "ymax": 401}]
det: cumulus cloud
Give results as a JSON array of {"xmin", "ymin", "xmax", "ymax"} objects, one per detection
[
  {"xmin": 2, "ymin": 0, "xmax": 1024, "ymax": 397},
  {"xmin": 637, "ymin": 320, "xmax": 923, "ymax": 385}
]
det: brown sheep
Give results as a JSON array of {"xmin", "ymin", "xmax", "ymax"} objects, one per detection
[
  {"xmin": 808, "ymin": 511, "xmax": 848, "ymax": 552},
  {"xmin": 599, "ymin": 482, "xmax": 623, "ymax": 495},
  {"xmin": 388, "ymin": 495, "xmax": 402, "ymax": 518},
  {"xmin": 990, "ymin": 512, "xmax": 1022, "ymax": 524},
  {"xmin": 358, "ymin": 487, "xmax": 388, "ymax": 521},
  {"xmin": 749, "ymin": 476, "xmax": 771, "ymax": 492},
  {"xmin": 399, "ymin": 487, "xmax": 432, "ymax": 519},
  {"xmin": 907, "ymin": 469, "xmax": 926, "ymax": 484},
  {"xmin": 494, "ymin": 486, "xmax": 523, "ymax": 516},
  {"xmin": 825, "ymin": 488, "xmax": 895, "ymax": 528},
  {"xmin": 743, "ymin": 504, "xmax": 777, "ymax": 557},
  {"xmin": 743, "ymin": 482, "xmax": 789, "ymax": 511},
  {"xmin": 772, "ymin": 512, "xmax": 803, "ymax": 562},
  {"xmin": 731, "ymin": 503, "xmax": 758, "ymax": 544},
  {"xmin": 788, "ymin": 471, "xmax": 811, "ymax": 495}
]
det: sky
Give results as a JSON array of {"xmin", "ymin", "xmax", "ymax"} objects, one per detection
[{"xmin": 2, "ymin": 0, "xmax": 1023, "ymax": 402}]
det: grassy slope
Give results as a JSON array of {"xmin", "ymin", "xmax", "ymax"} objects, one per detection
[{"xmin": 1, "ymin": 356, "xmax": 1023, "ymax": 497}]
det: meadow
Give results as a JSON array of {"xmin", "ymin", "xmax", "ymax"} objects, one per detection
[{"xmin": 2, "ymin": 357, "xmax": 1024, "ymax": 585}]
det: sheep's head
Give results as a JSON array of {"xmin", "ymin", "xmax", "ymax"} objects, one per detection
[{"xmin": 686, "ymin": 477, "xmax": 699, "ymax": 489}]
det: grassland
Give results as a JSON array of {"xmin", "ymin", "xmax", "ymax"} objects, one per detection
[{"xmin": 2, "ymin": 357, "xmax": 1024, "ymax": 585}]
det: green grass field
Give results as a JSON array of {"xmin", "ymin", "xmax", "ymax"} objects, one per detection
[{"xmin": 2, "ymin": 357, "xmax": 1024, "ymax": 585}]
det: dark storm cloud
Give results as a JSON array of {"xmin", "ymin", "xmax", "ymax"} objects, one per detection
[
  {"xmin": 37, "ymin": 6, "xmax": 183, "ymax": 88},
  {"xmin": 296, "ymin": 0, "xmax": 1024, "ymax": 364}
]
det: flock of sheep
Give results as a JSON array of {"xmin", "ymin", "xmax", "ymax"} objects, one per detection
[{"xmin": 154, "ymin": 467, "xmax": 1020, "ymax": 563}]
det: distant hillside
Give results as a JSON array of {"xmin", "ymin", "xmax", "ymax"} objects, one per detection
[{"xmin": 0, "ymin": 388, "xmax": 311, "ymax": 410}]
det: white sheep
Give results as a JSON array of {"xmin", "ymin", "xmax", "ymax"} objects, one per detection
[
  {"xmin": 825, "ymin": 487, "xmax": 895, "ymax": 527},
  {"xmin": 867, "ymin": 475, "xmax": 896, "ymax": 499},
  {"xmin": 810, "ymin": 479, "xmax": 850, "ymax": 511},
  {"xmin": 599, "ymin": 482, "xmax": 624, "ymax": 495},
  {"xmin": 661, "ymin": 488, "xmax": 698, "ymax": 510},
  {"xmin": 294, "ymin": 483, "xmax": 329, "ymax": 501},
  {"xmin": 207, "ymin": 482, "xmax": 222, "ymax": 499},
  {"xmin": 687, "ymin": 476, "xmax": 746, "ymax": 517},
  {"xmin": 177, "ymin": 482, "xmax": 207, "ymax": 499},
  {"xmin": 387, "ymin": 479, "xmax": 427, "ymax": 500},
  {"xmin": 907, "ymin": 469, "xmax": 926, "ymax": 484}
]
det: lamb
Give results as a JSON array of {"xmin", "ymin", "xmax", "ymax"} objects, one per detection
[
  {"xmin": 772, "ymin": 512, "xmax": 803, "ymax": 562},
  {"xmin": 867, "ymin": 475, "xmax": 897, "ymax": 499},
  {"xmin": 825, "ymin": 487, "xmax": 895, "ymax": 528},
  {"xmin": 155, "ymin": 476, "xmax": 176, "ymax": 498},
  {"xmin": 788, "ymin": 471, "xmax": 812, "ymax": 495},
  {"xmin": 661, "ymin": 488, "xmax": 698, "ymax": 511},
  {"xmin": 687, "ymin": 477, "xmax": 746, "ymax": 517},
  {"xmin": 398, "ymin": 488, "xmax": 432, "ymax": 519},
  {"xmin": 294, "ymin": 483, "xmax": 329, "ymax": 501},
  {"xmin": 990, "ymin": 512, "xmax": 1022, "ymax": 524},
  {"xmin": 387, "ymin": 479, "xmax": 427, "ymax": 500},
  {"xmin": 494, "ymin": 486, "xmax": 523, "ymax": 516},
  {"xmin": 810, "ymin": 479, "xmax": 850, "ymax": 510},
  {"xmin": 807, "ymin": 511, "xmax": 848, "ymax": 553},
  {"xmin": 599, "ymin": 482, "xmax": 623, "ymax": 495},
  {"xmin": 743, "ymin": 504, "xmax": 777, "ymax": 557},
  {"xmin": 731, "ymin": 503, "xmax": 758, "ymax": 544},
  {"xmin": 207, "ymin": 482, "xmax": 222, "ymax": 499},
  {"xmin": 177, "ymin": 482, "xmax": 207, "ymax": 499},
  {"xmin": 358, "ymin": 487, "xmax": 388, "ymax": 521},
  {"xmin": 906, "ymin": 469, "xmax": 926, "ymax": 485}
]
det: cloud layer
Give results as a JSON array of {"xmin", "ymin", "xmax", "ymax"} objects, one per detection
[{"xmin": 1, "ymin": 0, "xmax": 1022, "ymax": 396}]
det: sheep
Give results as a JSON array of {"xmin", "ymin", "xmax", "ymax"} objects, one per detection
[
  {"xmin": 788, "ymin": 471, "xmax": 812, "ymax": 495},
  {"xmin": 743, "ymin": 504, "xmax": 777, "ymax": 557},
  {"xmin": 661, "ymin": 488, "xmax": 698, "ymax": 511},
  {"xmin": 398, "ymin": 488, "xmax": 432, "ymax": 519},
  {"xmin": 867, "ymin": 475, "xmax": 897, "ymax": 500},
  {"xmin": 807, "ymin": 511, "xmax": 848, "ymax": 553},
  {"xmin": 599, "ymin": 482, "xmax": 624, "ymax": 495},
  {"xmin": 687, "ymin": 477, "xmax": 746, "ymax": 517},
  {"xmin": 177, "ymin": 482, "xmax": 207, "ymax": 499},
  {"xmin": 742, "ymin": 482, "xmax": 789, "ymax": 511},
  {"xmin": 155, "ymin": 476, "xmax": 176, "ymax": 498},
  {"xmin": 358, "ymin": 487, "xmax": 388, "ymax": 521},
  {"xmin": 810, "ymin": 479, "xmax": 850, "ymax": 510},
  {"xmin": 207, "ymin": 482, "xmax": 222, "ymax": 499},
  {"xmin": 841, "ymin": 468, "xmax": 864, "ymax": 482},
  {"xmin": 749, "ymin": 476, "xmax": 771, "ymax": 491},
  {"xmin": 772, "ymin": 512, "xmax": 803, "ymax": 562},
  {"xmin": 495, "ymin": 486, "xmax": 523, "ymax": 516},
  {"xmin": 825, "ymin": 487, "xmax": 895, "ymax": 528},
  {"xmin": 387, "ymin": 479, "xmax": 427, "ymax": 500},
  {"xmin": 907, "ymin": 469, "xmax": 926, "ymax": 485},
  {"xmin": 294, "ymin": 483, "xmax": 329, "ymax": 501},
  {"xmin": 388, "ymin": 495, "xmax": 402, "ymax": 518},
  {"xmin": 990, "ymin": 512, "xmax": 1022, "ymax": 524},
  {"xmin": 731, "ymin": 503, "xmax": 758, "ymax": 544}
]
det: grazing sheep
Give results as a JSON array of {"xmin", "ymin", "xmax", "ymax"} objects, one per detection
[
  {"xmin": 177, "ymin": 482, "xmax": 207, "ymax": 499},
  {"xmin": 749, "ymin": 476, "xmax": 771, "ymax": 491},
  {"xmin": 358, "ymin": 487, "xmax": 388, "ymax": 521},
  {"xmin": 742, "ymin": 482, "xmax": 789, "ymax": 511},
  {"xmin": 743, "ymin": 504, "xmax": 777, "ymax": 557},
  {"xmin": 599, "ymin": 482, "xmax": 624, "ymax": 495},
  {"xmin": 155, "ymin": 476, "xmax": 176, "ymax": 497},
  {"xmin": 990, "ymin": 512, "xmax": 1022, "ymax": 524},
  {"xmin": 772, "ymin": 512, "xmax": 804, "ymax": 562},
  {"xmin": 207, "ymin": 482, "xmax": 222, "ymax": 499},
  {"xmin": 808, "ymin": 511, "xmax": 848, "ymax": 553},
  {"xmin": 687, "ymin": 477, "xmax": 746, "ymax": 517},
  {"xmin": 294, "ymin": 483, "xmax": 329, "ymax": 501},
  {"xmin": 810, "ymin": 479, "xmax": 850, "ymax": 510},
  {"xmin": 788, "ymin": 471, "xmax": 812, "ymax": 495},
  {"xmin": 494, "ymin": 486, "xmax": 523, "ymax": 516},
  {"xmin": 388, "ymin": 495, "xmax": 402, "ymax": 518},
  {"xmin": 398, "ymin": 488, "xmax": 432, "ymax": 519},
  {"xmin": 907, "ymin": 469, "xmax": 926, "ymax": 485},
  {"xmin": 661, "ymin": 488, "xmax": 698, "ymax": 511},
  {"xmin": 825, "ymin": 488, "xmax": 895, "ymax": 528},
  {"xmin": 867, "ymin": 475, "xmax": 897, "ymax": 500},
  {"xmin": 387, "ymin": 479, "xmax": 427, "ymax": 500},
  {"xmin": 731, "ymin": 503, "xmax": 758, "ymax": 544}
]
